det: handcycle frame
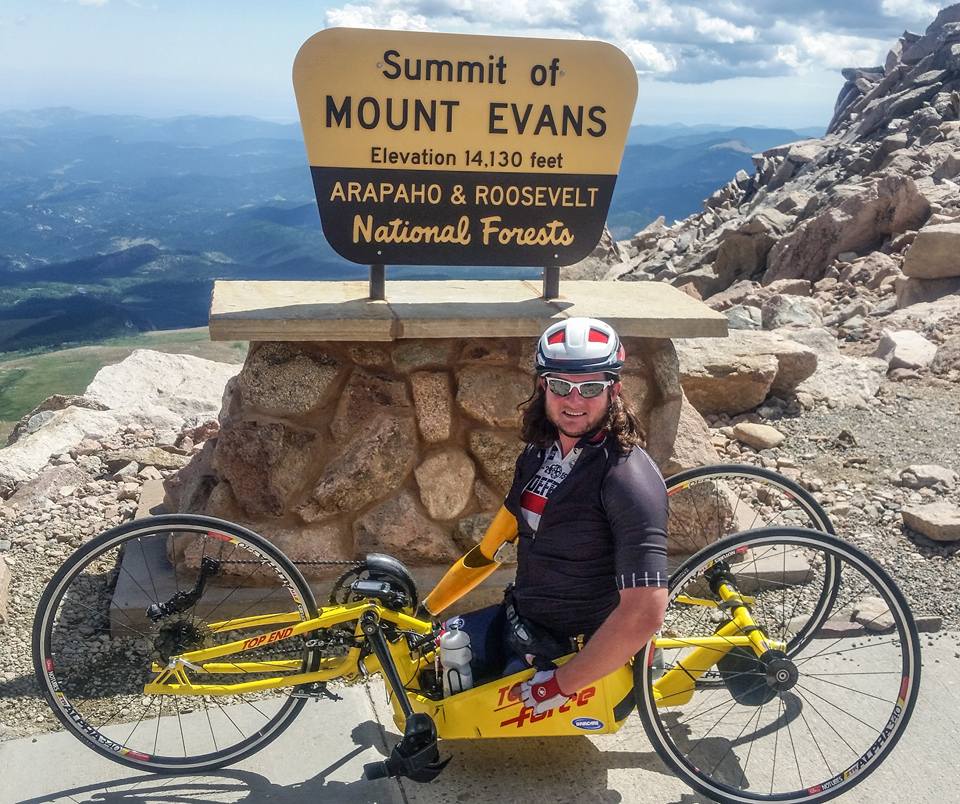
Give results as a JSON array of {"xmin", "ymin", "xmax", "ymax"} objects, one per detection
[
  {"xmin": 142, "ymin": 564, "xmax": 784, "ymax": 743},
  {"xmin": 144, "ymin": 464, "xmax": 833, "ymax": 739}
]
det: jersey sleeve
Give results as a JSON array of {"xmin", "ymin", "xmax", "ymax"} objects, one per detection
[{"xmin": 601, "ymin": 447, "xmax": 669, "ymax": 589}]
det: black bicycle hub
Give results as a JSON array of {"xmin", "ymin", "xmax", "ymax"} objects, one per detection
[
  {"xmin": 717, "ymin": 647, "xmax": 800, "ymax": 706},
  {"xmin": 153, "ymin": 619, "xmax": 210, "ymax": 663},
  {"xmin": 762, "ymin": 650, "xmax": 799, "ymax": 692}
]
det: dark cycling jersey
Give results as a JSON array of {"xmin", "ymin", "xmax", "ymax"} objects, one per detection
[{"xmin": 503, "ymin": 431, "xmax": 668, "ymax": 638}]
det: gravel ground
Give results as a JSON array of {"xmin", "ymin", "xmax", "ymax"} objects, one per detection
[
  {"xmin": 2, "ymin": 378, "xmax": 959, "ymax": 742},
  {"xmin": 0, "ymin": 429, "xmax": 171, "ymax": 741},
  {"xmin": 712, "ymin": 375, "xmax": 960, "ymax": 631}
]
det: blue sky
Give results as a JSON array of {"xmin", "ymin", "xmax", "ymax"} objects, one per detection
[{"xmin": 0, "ymin": 0, "xmax": 944, "ymax": 128}]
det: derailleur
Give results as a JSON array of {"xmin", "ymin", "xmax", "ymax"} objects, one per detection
[
  {"xmin": 291, "ymin": 682, "xmax": 343, "ymax": 702},
  {"xmin": 146, "ymin": 556, "xmax": 220, "ymax": 622},
  {"xmin": 363, "ymin": 713, "xmax": 450, "ymax": 783}
]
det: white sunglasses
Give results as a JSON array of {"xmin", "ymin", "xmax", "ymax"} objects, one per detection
[{"xmin": 543, "ymin": 377, "xmax": 616, "ymax": 398}]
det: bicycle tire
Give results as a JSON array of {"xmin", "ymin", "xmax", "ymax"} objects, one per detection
[
  {"xmin": 665, "ymin": 464, "xmax": 840, "ymax": 654},
  {"xmin": 33, "ymin": 514, "xmax": 322, "ymax": 773},
  {"xmin": 636, "ymin": 526, "xmax": 921, "ymax": 804}
]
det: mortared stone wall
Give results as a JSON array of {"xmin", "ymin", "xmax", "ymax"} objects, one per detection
[{"xmin": 165, "ymin": 336, "xmax": 717, "ymax": 590}]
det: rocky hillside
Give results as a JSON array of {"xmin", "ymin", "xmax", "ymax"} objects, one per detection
[
  {"xmin": 561, "ymin": 2, "xmax": 960, "ymax": 646},
  {"xmin": 595, "ymin": 5, "xmax": 960, "ymax": 582},
  {"xmin": 588, "ymin": 6, "xmax": 960, "ymax": 359}
]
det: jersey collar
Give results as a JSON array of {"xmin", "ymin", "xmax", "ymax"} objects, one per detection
[{"xmin": 576, "ymin": 428, "xmax": 608, "ymax": 448}]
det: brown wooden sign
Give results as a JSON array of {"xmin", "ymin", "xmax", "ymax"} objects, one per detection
[{"xmin": 294, "ymin": 28, "xmax": 637, "ymax": 267}]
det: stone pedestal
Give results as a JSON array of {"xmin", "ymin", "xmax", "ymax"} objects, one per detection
[{"xmin": 167, "ymin": 280, "xmax": 726, "ymax": 612}]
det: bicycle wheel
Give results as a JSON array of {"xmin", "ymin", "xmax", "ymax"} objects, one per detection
[
  {"xmin": 665, "ymin": 465, "xmax": 839, "ymax": 653},
  {"xmin": 33, "ymin": 514, "xmax": 322, "ymax": 773},
  {"xmin": 636, "ymin": 527, "xmax": 921, "ymax": 804}
]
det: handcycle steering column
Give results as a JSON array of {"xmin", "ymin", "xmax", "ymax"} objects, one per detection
[
  {"xmin": 360, "ymin": 610, "xmax": 450, "ymax": 782},
  {"xmin": 651, "ymin": 560, "xmax": 788, "ymax": 707}
]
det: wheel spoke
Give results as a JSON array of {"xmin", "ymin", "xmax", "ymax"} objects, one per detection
[
  {"xmin": 802, "ymin": 673, "xmax": 897, "ymax": 705},
  {"xmin": 738, "ymin": 702, "xmax": 766, "ymax": 791},
  {"xmin": 796, "ymin": 687, "xmax": 833, "ymax": 777}
]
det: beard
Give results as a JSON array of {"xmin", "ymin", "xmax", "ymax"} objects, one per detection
[{"xmin": 548, "ymin": 403, "xmax": 609, "ymax": 440}]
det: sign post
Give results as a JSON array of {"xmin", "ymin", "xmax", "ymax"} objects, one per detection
[
  {"xmin": 369, "ymin": 262, "xmax": 386, "ymax": 300},
  {"xmin": 293, "ymin": 28, "xmax": 637, "ymax": 298}
]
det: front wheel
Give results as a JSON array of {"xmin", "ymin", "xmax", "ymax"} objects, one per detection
[
  {"xmin": 33, "ymin": 514, "xmax": 322, "ymax": 773},
  {"xmin": 636, "ymin": 527, "xmax": 921, "ymax": 804}
]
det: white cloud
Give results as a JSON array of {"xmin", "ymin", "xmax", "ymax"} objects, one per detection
[
  {"xmin": 622, "ymin": 39, "xmax": 676, "ymax": 73},
  {"xmin": 775, "ymin": 44, "xmax": 802, "ymax": 70},
  {"xmin": 778, "ymin": 30, "xmax": 888, "ymax": 71},
  {"xmin": 880, "ymin": 0, "xmax": 939, "ymax": 23},
  {"xmin": 325, "ymin": 4, "xmax": 433, "ymax": 32},
  {"xmin": 486, "ymin": 0, "xmax": 582, "ymax": 28},
  {"xmin": 594, "ymin": 0, "xmax": 675, "ymax": 38},
  {"xmin": 691, "ymin": 10, "xmax": 755, "ymax": 44},
  {"xmin": 74, "ymin": 0, "xmax": 110, "ymax": 6},
  {"xmin": 318, "ymin": 0, "xmax": 938, "ymax": 83}
]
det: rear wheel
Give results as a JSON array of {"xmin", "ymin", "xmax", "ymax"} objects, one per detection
[
  {"xmin": 33, "ymin": 514, "xmax": 323, "ymax": 773},
  {"xmin": 637, "ymin": 527, "xmax": 921, "ymax": 804}
]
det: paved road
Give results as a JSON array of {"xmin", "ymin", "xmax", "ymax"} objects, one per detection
[{"xmin": 5, "ymin": 633, "xmax": 957, "ymax": 804}]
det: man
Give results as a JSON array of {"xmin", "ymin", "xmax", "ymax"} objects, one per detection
[{"xmin": 423, "ymin": 316, "xmax": 668, "ymax": 715}]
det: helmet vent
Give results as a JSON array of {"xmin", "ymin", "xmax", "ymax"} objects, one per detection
[{"xmin": 534, "ymin": 317, "xmax": 624, "ymax": 375}]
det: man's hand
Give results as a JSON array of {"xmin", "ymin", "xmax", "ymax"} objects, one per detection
[{"xmin": 520, "ymin": 669, "xmax": 572, "ymax": 714}]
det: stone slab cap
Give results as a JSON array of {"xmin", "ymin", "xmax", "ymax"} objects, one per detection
[{"xmin": 209, "ymin": 280, "xmax": 728, "ymax": 342}]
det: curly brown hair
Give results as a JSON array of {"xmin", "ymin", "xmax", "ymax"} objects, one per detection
[{"xmin": 518, "ymin": 378, "xmax": 646, "ymax": 453}]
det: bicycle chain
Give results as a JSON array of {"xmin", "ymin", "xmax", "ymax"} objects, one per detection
[{"xmin": 220, "ymin": 559, "xmax": 359, "ymax": 566}]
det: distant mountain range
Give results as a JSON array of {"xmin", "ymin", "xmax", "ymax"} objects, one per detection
[
  {"xmin": 609, "ymin": 125, "xmax": 823, "ymax": 237},
  {"xmin": 624, "ymin": 122, "xmax": 823, "ymax": 146},
  {"xmin": 0, "ymin": 108, "xmax": 821, "ymax": 351}
]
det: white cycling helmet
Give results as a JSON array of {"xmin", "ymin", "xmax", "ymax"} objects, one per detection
[{"xmin": 535, "ymin": 317, "xmax": 625, "ymax": 375}]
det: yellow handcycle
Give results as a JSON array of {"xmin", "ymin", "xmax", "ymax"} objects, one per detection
[{"xmin": 33, "ymin": 467, "xmax": 920, "ymax": 803}]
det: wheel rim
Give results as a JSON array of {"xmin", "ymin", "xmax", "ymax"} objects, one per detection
[
  {"xmin": 34, "ymin": 519, "xmax": 320, "ymax": 770},
  {"xmin": 665, "ymin": 465, "xmax": 835, "ymax": 547},
  {"xmin": 641, "ymin": 529, "xmax": 920, "ymax": 803}
]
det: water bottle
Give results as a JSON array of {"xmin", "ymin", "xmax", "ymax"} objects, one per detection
[{"xmin": 439, "ymin": 628, "xmax": 473, "ymax": 696}]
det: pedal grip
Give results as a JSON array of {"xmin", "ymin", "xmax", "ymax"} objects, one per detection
[{"xmin": 363, "ymin": 760, "xmax": 390, "ymax": 780}]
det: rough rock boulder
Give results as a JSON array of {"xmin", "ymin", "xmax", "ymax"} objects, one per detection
[
  {"xmin": 674, "ymin": 330, "xmax": 817, "ymax": 415},
  {"xmin": 87, "ymin": 350, "xmax": 239, "ymax": 424},
  {"xmin": 0, "ymin": 350, "xmax": 238, "ymax": 493},
  {"xmin": 763, "ymin": 176, "xmax": 930, "ymax": 284},
  {"xmin": 903, "ymin": 222, "xmax": 960, "ymax": 279}
]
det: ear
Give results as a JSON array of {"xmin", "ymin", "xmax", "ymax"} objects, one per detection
[{"xmin": 610, "ymin": 380, "xmax": 622, "ymax": 401}]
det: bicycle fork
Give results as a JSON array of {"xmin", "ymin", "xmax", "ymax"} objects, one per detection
[
  {"xmin": 360, "ymin": 610, "xmax": 450, "ymax": 783},
  {"xmin": 652, "ymin": 561, "xmax": 788, "ymax": 707}
]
